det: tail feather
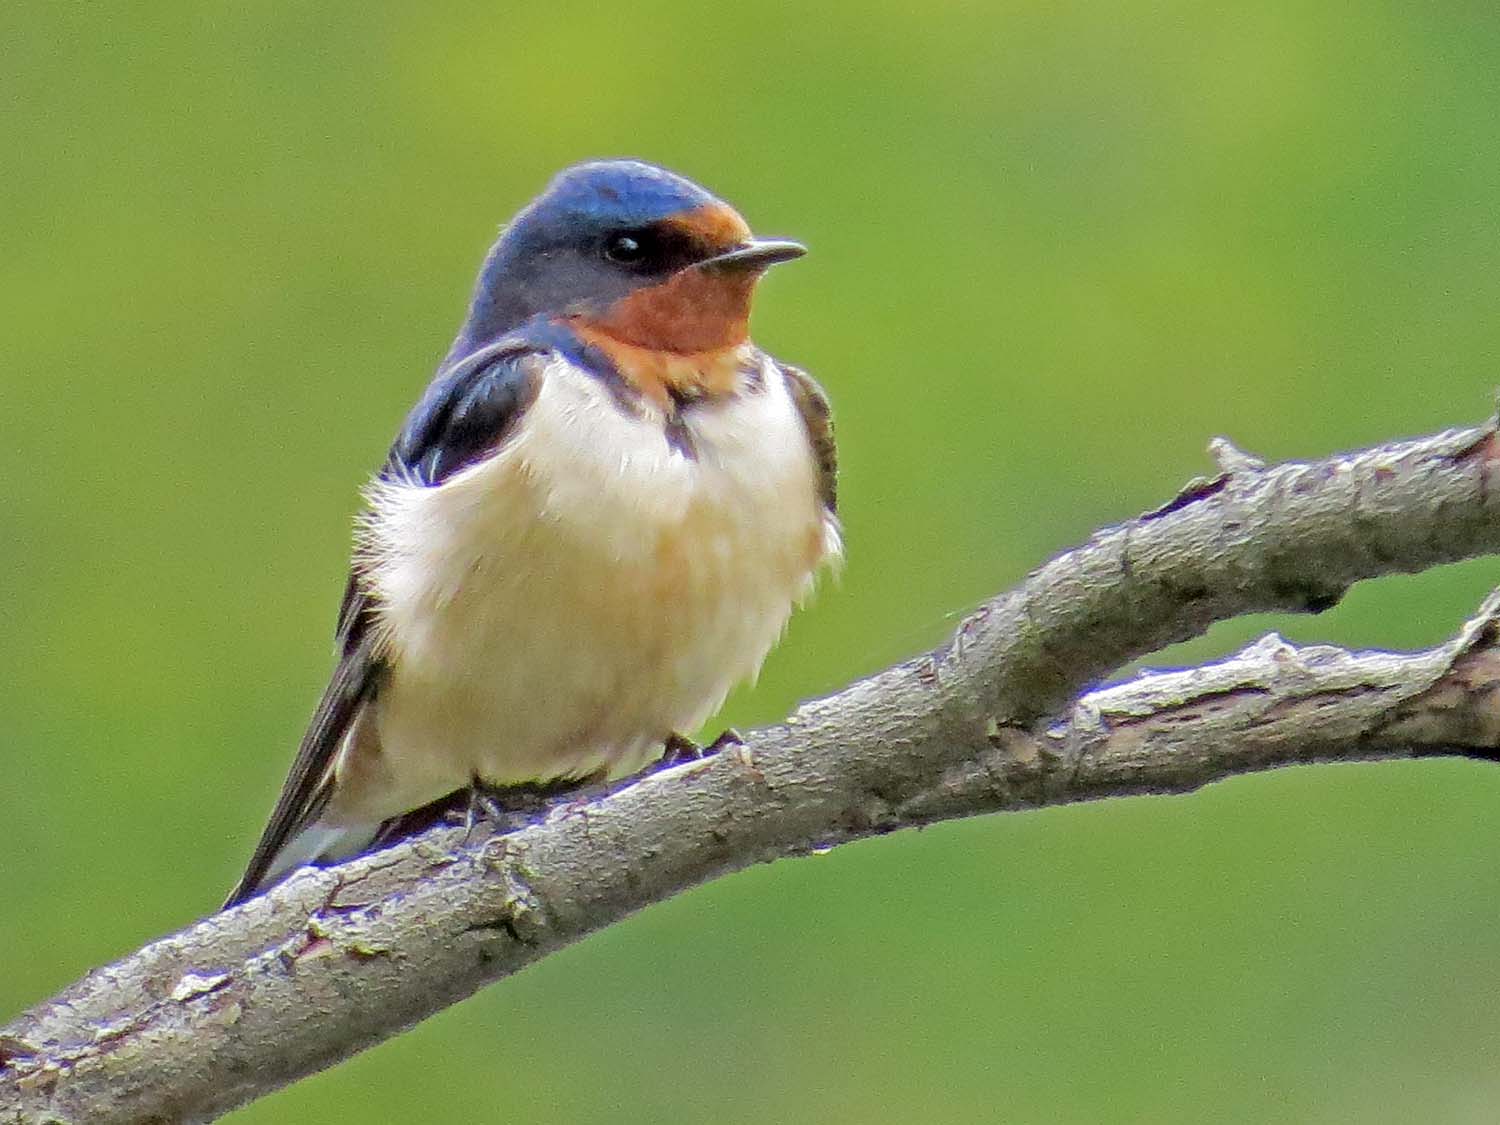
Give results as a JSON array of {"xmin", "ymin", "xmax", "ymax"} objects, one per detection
[
  {"xmin": 223, "ymin": 628, "xmax": 383, "ymax": 909},
  {"xmin": 223, "ymin": 819, "xmax": 381, "ymax": 908}
]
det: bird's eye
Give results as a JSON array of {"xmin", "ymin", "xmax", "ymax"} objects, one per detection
[{"xmin": 603, "ymin": 233, "xmax": 648, "ymax": 264}]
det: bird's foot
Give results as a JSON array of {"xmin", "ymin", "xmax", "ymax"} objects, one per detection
[
  {"xmin": 463, "ymin": 786, "xmax": 508, "ymax": 837},
  {"xmin": 658, "ymin": 727, "xmax": 745, "ymax": 769},
  {"xmin": 448, "ymin": 778, "xmax": 567, "ymax": 841},
  {"xmin": 661, "ymin": 732, "xmax": 703, "ymax": 766},
  {"xmin": 707, "ymin": 727, "xmax": 745, "ymax": 754}
]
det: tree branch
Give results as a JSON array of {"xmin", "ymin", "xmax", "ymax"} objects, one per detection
[{"xmin": 5, "ymin": 419, "xmax": 1500, "ymax": 1124}]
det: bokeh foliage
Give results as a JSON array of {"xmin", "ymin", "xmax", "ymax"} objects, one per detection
[{"xmin": 6, "ymin": 1, "xmax": 1500, "ymax": 1120}]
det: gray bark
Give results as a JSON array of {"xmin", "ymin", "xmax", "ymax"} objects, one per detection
[{"xmin": 4, "ymin": 420, "xmax": 1500, "ymax": 1124}]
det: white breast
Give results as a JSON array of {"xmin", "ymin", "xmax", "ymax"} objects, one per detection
[{"xmin": 337, "ymin": 353, "xmax": 839, "ymax": 824}]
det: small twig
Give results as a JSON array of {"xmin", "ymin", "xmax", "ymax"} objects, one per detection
[{"xmin": 1208, "ymin": 434, "xmax": 1267, "ymax": 473}]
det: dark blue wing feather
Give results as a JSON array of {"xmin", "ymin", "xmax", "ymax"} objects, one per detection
[
  {"xmin": 388, "ymin": 339, "xmax": 547, "ymax": 486},
  {"xmin": 333, "ymin": 340, "xmax": 547, "ymax": 655},
  {"xmin": 225, "ymin": 342, "xmax": 548, "ymax": 906},
  {"xmin": 779, "ymin": 361, "xmax": 837, "ymax": 516}
]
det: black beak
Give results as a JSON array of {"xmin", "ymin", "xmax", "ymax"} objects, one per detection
[{"xmin": 697, "ymin": 238, "xmax": 807, "ymax": 272}]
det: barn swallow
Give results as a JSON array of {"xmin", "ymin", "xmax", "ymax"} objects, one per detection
[{"xmin": 225, "ymin": 160, "xmax": 839, "ymax": 906}]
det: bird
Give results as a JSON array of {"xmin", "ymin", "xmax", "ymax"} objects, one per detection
[{"xmin": 224, "ymin": 160, "xmax": 840, "ymax": 907}]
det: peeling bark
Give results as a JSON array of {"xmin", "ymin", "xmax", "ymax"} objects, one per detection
[{"xmin": 5, "ymin": 419, "xmax": 1500, "ymax": 1124}]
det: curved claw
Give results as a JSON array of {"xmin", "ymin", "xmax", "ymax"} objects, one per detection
[
  {"xmin": 661, "ymin": 732, "xmax": 704, "ymax": 766},
  {"xmin": 659, "ymin": 728, "xmax": 745, "ymax": 770}
]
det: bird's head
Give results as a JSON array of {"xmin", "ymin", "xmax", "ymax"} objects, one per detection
[{"xmin": 451, "ymin": 160, "xmax": 804, "ymax": 369}]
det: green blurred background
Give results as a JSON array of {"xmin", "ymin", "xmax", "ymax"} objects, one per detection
[{"xmin": 7, "ymin": 1, "xmax": 1500, "ymax": 1120}]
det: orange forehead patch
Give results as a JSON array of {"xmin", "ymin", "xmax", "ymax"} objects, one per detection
[
  {"xmin": 671, "ymin": 202, "xmax": 752, "ymax": 251},
  {"xmin": 566, "ymin": 201, "xmax": 761, "ymax": 406}
]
